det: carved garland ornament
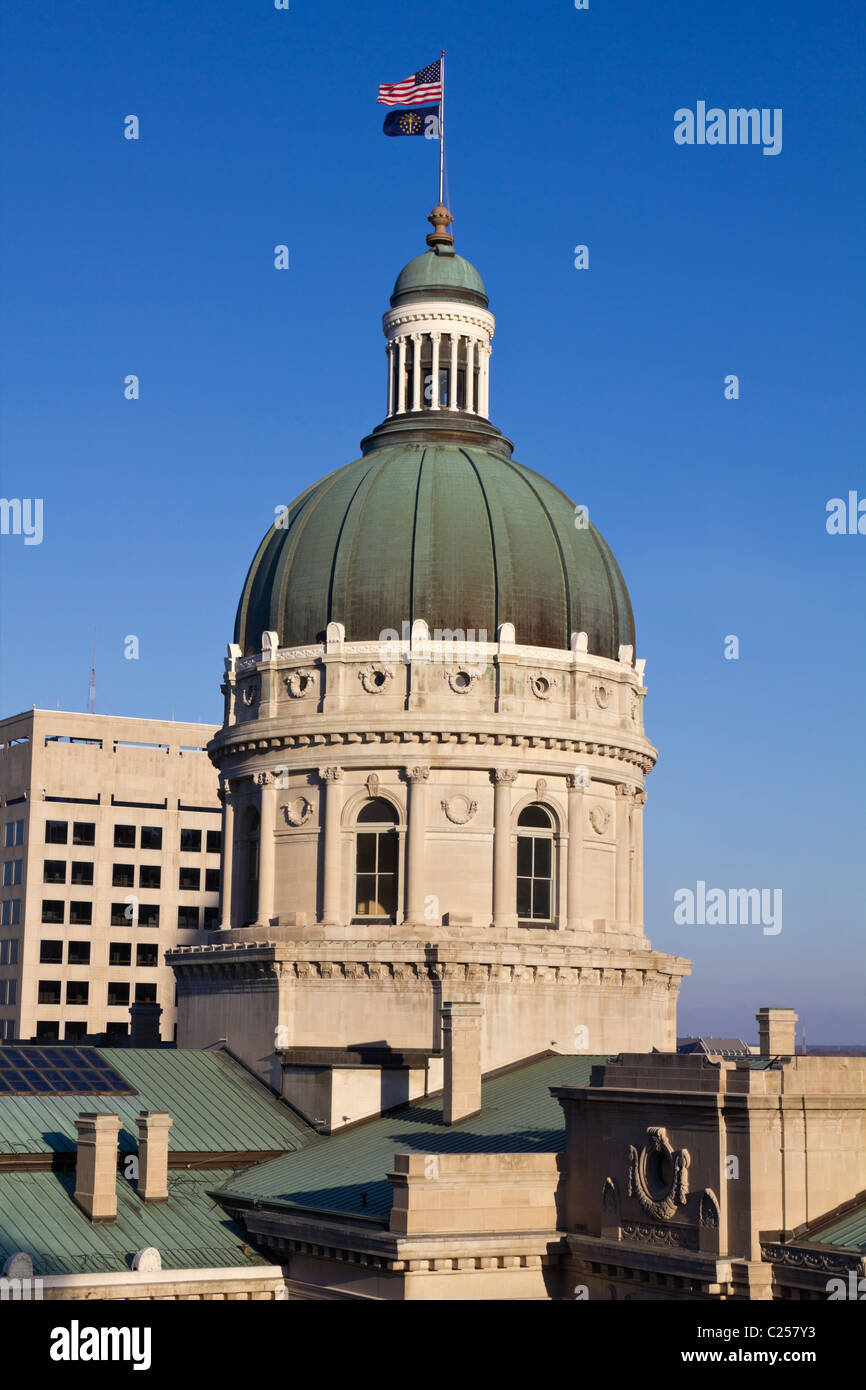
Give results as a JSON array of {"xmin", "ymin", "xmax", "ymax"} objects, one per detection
[
  {"xmin": 441, "ymin": 795, "xmax": 478, "ymax": 825},
  {"xmin": 281, "ymin": 797, "xmax": 314, "ymax": 827},
  {"xmin": 593, "ymin": 681, "xmax": 614, "ymax": 709},
  {"xmin": 528, "ymin": 670, "xmax": 557, "ymax": 700},
  {"xmin": 241, "ymin": 680, "xmax": 260, "ymax": 708},
  {"xmin": 284, "ymin": 670, "xmax": 315, "ymax": 699},
  {"xmin": 445, "ymin": 666, "xmax": 480, "ymax": 694},
  {"xmin": 627, "ymin": 1127, "xmax": 690, "ymax": 1222},
  {"xmin": 359, "ymin": 665, "xmax": 394, "ymax": 694}
]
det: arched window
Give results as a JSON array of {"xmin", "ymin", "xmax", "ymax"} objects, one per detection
[
  {"xmin": 241, "ymin": 806, "xmax": 260, "ymax": 926},
  {"xmin": 517, "ymin": 804, "xmax": 554, "ymax": 923},
  {"xmin": 354, "ymin": 799, "xmax": 399, "ymax": 922}
]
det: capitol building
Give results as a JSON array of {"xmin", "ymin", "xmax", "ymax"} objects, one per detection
[{"xmin": 170, "ymin": 203, "xmax": 691, "ymax": 1096}]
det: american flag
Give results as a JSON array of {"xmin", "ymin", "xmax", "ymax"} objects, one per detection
[{"xmin": 378, "ymin": 60, "xmax": 442, "ymax": 107}]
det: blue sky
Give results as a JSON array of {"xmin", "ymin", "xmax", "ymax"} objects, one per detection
[{"xmin": 1, "ymin": 0, "xmax": 863, "ymax": 1040}]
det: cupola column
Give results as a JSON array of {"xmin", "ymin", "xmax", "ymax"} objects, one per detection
[
  {"xmin": 449, "ymin": 332, "xmax": 459, "ymax": 408},
  {"xmin": 478, "ymin": 342, "xmax": 492, "ymax": 418},
  {"xmin": 319, "ymin": 766, "xmax": 345, "ymax": 925},
  {"xmin": 615, "ymin": 783, "xmax": 634, "ymax": 926},
  {"xmin": 218, "ymin": 779, "xmax": 235, "ymax": 929},
  {"xmin": 630, "ymin": 790, "xmax": 646, "ymax": 929},
  {"xmin": 386, "ymin": 341, "xmax": 395, "ymax": 417},
  {"xmin": 492, "ymin": 769, "xmax": 517, "ymax": 928},
  {"xmin": 404, "ymin": 765, "xmax": 430, "ymax": 925},
  {"xmin": 254, "ymin": 770, "xmax": 277, "ymax": 926},
  {"xmin": 565, "ymin": 773, "xmax": 585, "ymax": 931},
  {"xmin": 411, "ymin": 333, "xmax": 423, "ymax": 411},
  {"xmin": 429, "ymin": 332, "xmax": 441, "ymax": 409},
  {"xmin": 397, "ymin": 337, "xmax": 407, "ymax": 414},
  {"xmin": 465, "ymin": 337, "xmax": 475, "ymax": 413}
]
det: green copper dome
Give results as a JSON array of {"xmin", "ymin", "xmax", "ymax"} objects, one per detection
[
  {"xmin": 391, "ymin": 245, "xmax": 488, "ymax": 308},
  {"xmin": 235, "ymin": 442, "xmax": 635, "ymax": 659}
]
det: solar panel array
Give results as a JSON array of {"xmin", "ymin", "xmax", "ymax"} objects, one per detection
[{"xmin": 0, "ymin": 1047, "xmax": 138, "ymax": 1096}]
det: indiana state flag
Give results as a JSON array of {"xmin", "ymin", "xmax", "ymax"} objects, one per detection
[{"xmin": 382, "ymin": 105, "xmax": 440, "ymax": 138}]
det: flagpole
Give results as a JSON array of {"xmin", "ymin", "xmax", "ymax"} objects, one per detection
[{"xmin": 438, "ymin": 49, "xmax": 445, "ymax": 206}]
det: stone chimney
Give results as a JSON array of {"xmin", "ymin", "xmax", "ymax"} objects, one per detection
[
  {"xmin": 74, "ymin": 1113, "xmax": 121, "ymax": 1222},
  {"xmin": 136, "ymin": 1112, "xmax": 173, "ymax": 1202},
  {"xmin": 442, "ymin": 1001, "xmax": 483, "ymax": 1125},
  {"xmin": 757, "ymin": 1007, "xmax": 798, "ymax": 1057},
  {"xmin": 130, "ymin": 1002, "xmax": 163, "ymax": 1047}
]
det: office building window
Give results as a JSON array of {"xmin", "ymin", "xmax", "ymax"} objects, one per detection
[
  {"xmin": 110, "ymin": 901, "xmax": 135, "ymax": 926},
  {"xmin": 136, "ymin": 944, "xmax": 158, "ymax": 967},
  {"xmin": 177, "ymin": 906, "xmax": 199, "ymax": 930},
  {"xmin": 70, "ymin": 861, "xmax": 94, "ymax": 885},
  {"xmin": 69, "ymin": 901, "xmax": 92, "ymax": 926},
  {"xmin": 2, "ymin": 859, "xmax": 22, "ymax": 886},
  {"xmin": 66, "ymin": 981, "xmax": 89, "ymax": 1005},
  {"xmin": 114, "ymin": 824, "xmax": 136, "ymax": 848},
  {"xmin": 112, "ymin": 864, "xmax": 134, "ymax": 887},
  {"xmin": 138, "ymin": 904, "xmax": 160, "ymax": 928},
  {"xmin": 38, "ymin": 980, "xmax": 61, "ymax": 1005},
  {"xmin": 4, "ymin": 820, "xmax": 24, "ymax": 847},
  {"xmin": 45, "ymin": 820, "xmax": 68, "ymax": 844},
  {"xmin": 39, "ymin": 940, "xmax": 63, "ymax": 964},
  {"xmin": 140, "ymin": 825, "xmax": 162, "ymax": 850},
  {"xmin": 180, "ymin": 828, "xmax": 202, "ymax": 853},
  {"xmin": 139, "ymin": 864, "xmax": 161, "ymax": 889},
  {"xmin": 41, "ymin": 900, "xmax": 64, "ymax": 925},
  {"xmin": 206, "ymin": 829, "xmax": 222, "ymax": 854},
  {"xmin": 107, "ymin": 982, "xmax": 130, "ymax": 1007},
  {"xmin": 205, "ymin": 868, "xmax": 220, "ymax": 893},
  {"xmin": 179, "ymin": 867, "xmax": 200, "ymax": 891},
  {"xmin": 72, "ymin": 822, "xmax": 95, "ymax": 846},
  {"xmin": 135, "ymin": 983, "xmax": 157, "ymax": 1004},
  {"xmin": 68, "ymin": 941, "xmax": 91, "ymax": 965},
  {"xmin": 109, "ymin": 942, "xmax": 132, "ymax": 966}
]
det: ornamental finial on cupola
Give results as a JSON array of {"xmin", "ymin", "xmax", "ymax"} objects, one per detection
[{"xmin": 426, "ymin": 203, "xmax": 454, "ymax": 248}]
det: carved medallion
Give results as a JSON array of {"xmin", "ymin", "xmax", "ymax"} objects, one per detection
[
  {"xmin": 281, "ymin": 796, "xmax": 313, "ymax": 827},
  {"xmin": 593, "ymin": 681, "xmax": 613, "ymax": 709},
  {"xmin": 359, "ymin": 665, "xmax": 394, "ymax": 694},
  {"xmin": 445, "ymin": 666, "xmax": 479, "ymax": 694},
  {"xmin": 528, "ymin": 670, "xmax": 557, "ymax": 700},
  {"xmin": 241, "ymin": 680, "xmax": 260, "ymax": 708},
  {"xmin": 589, "ymin": 805, "xmax": 610, "ymax": 835},
  {"xmin": 441, "ymin": 795, "xmax": 478, "ymax": 825},
  {"xmin": 284, "ymin": 670, "xmax": 315, "ymax": 699},
  {"xmin": 627, "ymin": 1127, "xmax": 690, "ymax": 1222}
]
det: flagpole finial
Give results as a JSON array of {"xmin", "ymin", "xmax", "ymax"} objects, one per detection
[{"xmin": 426, "ymin": 202, "xmax": 454, "ymax": 248}]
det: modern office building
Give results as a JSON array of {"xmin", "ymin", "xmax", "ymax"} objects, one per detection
[{"xmin": 0, "ymin": 709, "xmax": 220, "ymax": 1043}]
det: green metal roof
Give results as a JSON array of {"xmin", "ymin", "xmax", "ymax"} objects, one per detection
[
  {"xmin": 0, "ymin": 1168, "xmax": 269, "ymax": 1276},
  {"xmin": 804, "ymin": 1202, "xmax": 866, "ymax": 1253},
  {"xmin": 216, "ymin": 1053, "xmax": 605, "ymax": 1225},
  {"xmin": 391, "ymin": 246, "xmax": 487, "ymax": 307},
  {"xmin": 235, "ymin": 442, "xmax": 635, "ymax": 659},
  {"xmin": 0, "ymin": 1047, "xmax": 315, "ymax": 1157}
]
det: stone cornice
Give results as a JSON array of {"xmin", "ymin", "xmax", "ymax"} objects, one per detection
[{"xmin": 209, "ymin": 726, "xmax": 657, "ymax": 775}]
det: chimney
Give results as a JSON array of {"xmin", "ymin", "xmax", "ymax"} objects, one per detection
[
  {"xmin": 130, "ymin": 1002, "xmax": 163, "ymax": 1047},
  {"xmin": 74, "ymin": 1113, "xmax": 121, "ymax": 1222},
  {"xmin": 756, "ymin": 1007, "xmax": 798, "ymax": 1058},
  {"xmin": 442, "ymin": 1001, "xmax": 483, "ymax": 1125},
  {"xmin": 136, "ymin": 1112, "xmax": 173, "ymax": 1202}
]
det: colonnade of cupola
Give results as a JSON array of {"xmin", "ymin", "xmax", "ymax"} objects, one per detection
[{"xmin": 383, "ymin": 318, "xmax": 493, "ymax": 419}]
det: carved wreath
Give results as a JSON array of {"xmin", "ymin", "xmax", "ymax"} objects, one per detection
[
  {"xmin": 627, "ymin": 1127, "xmax": 690, "ymax": 1222},
  {"xmin": 445, "ymin": 667, "xmax": 480, "ymax": 694},
  {"xmin": 358, "ymin": 665, "xmax": 394, "ymax": 694},
  {"xmin": 281, "ymin": 796, "xmax": 313, "ymax": 827},
  {"xmin": 528, "ymin": 670, "xmax": 557, "ymax": 700},
  {"xmin": 593, "ymin": 681, "xmax": 614, "ymax": 709},
  {"xmin": 284, "ymin": 670, "xmax": 315, "ymax": 699},
  {"xmin": 441, "ymin": 795, "xmax": 478, "ymax": 826}
]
